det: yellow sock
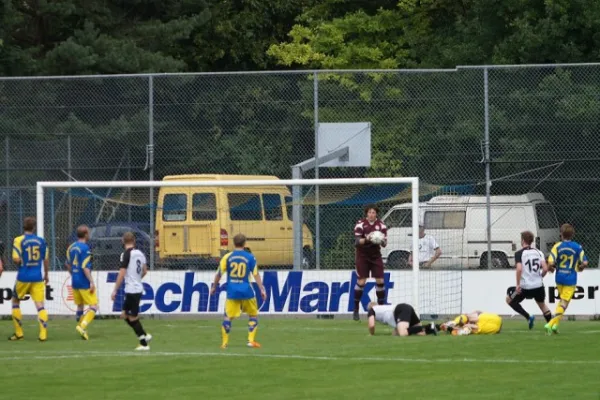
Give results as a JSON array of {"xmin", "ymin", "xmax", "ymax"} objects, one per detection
[
  {"xmin": 248, "ymin": 317, "xmax": 258, "ymax": 343},
  {"xmin": 221, "ymin": 320, "xmax": 231, "ymax": 347},
  {"xmin": 549, "ymin": 305, "xmax": 565, "ymax": 327},
  {"xmin": 12, "ymin": 306, "xmax": 24, "ymax": 337},
  {"xmin": 38, "ymin": 308, "xmax": 48, "ymax": 340},
  {"xmin": 80, "ymin": 308, "xmax": 96, "ymax": 330}
]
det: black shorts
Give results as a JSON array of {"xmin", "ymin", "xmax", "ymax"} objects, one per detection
[
  {"xmin": 393, "ymin": 303, "xmax": 420, "ymax": 326},
  {"xmin": 507, "ymin": 286, "xmax": 545, "ymax": 303},
  {"xmin": 123, "ymin": 293, "xmax": 142, "ymax": 317}
]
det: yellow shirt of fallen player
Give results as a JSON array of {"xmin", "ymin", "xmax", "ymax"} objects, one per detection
[
  {"xmin": 10, "ymin": 232, "xmax": 50, "ymax": 341},
  {"xmin": 442, "ymin": 311, "xmax": 503, "ymax": 335},
  {"xmin": 66, "ymin": 240, "xmax": 98, "ymax": 340},
  {"xmin": 210, "ymin": 248, "xmax": 267, "ymax": 349}
]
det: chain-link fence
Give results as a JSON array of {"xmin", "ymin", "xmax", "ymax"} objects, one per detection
[{"xmin": 1, "ymin": 65, "xmax": 598, "ymax": 271}]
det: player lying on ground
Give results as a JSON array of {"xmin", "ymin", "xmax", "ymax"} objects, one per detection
[
  {"xmin": 111, "ymin": 232, "xmax": 152, "ymax": 351},
  {"xmin": 545, "ymin": 223, "xmax": 588, "ymax": 335},
  {"xmin": 353, "ymin": 204, "xmax": 388, "ymax": 321},
  {"xmin": 65, "ymin": 225, "xmax": 98, "ymax": 340},
  {"xmin": 505, "ymin": 230, "xmax": 552, "ymax": 329},
  {"xmin": 367, "ymin": 302, "xmax": 437, "ymax": 336},
  {"xmin": 10, "ymin": 217, "xmax": 49, "ymax": 342},
  {"xmin": 440, "ymin": 311, "xmax": 503, "ymax": 335},
  {"xmin": 210, "ymin": 234, "xmax": 267, "ymax": 349}
]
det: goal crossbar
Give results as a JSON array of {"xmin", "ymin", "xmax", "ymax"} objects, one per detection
[{"xmin": 36, "ymin": 177, "xmax": 421, "ymax": 311}]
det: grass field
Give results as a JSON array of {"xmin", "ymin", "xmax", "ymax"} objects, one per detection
[{"xmin": 1, "ymin": 317, "xmax": 599, "ymax": 400}]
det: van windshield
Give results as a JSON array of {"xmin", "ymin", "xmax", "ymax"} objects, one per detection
[
  {"xmin": 536, "ymin": 203, "xmax": 558, "ymax": 229},
  {"xmin": 385, "ymin": 209, "xmax": 412, "ymax": 228}
]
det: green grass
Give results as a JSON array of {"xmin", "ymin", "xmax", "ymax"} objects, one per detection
[{"xmin": 1, "ymin": 318, "xmax": 599, "ymax": 399}]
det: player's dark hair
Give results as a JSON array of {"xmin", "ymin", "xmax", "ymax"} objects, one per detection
[
  {"xmin": 364, "ymin": 204, "xmax": 379, "ymax": 217},
  {"xmin": 234, "ymin": 234, "xmax": 247, "ymax": 248},
  {"xmin": 122, "ymin": 232, "xmax": 136, "ymax": 244},
  {"xmin": 77, "ymin": 225, "xmax": 89, "ymax": 239},
  {"xmin": 561, "ymin": 224, "xmax": 575, "ymax": 240},
  {"xmin": 521, "ymin": 231, "xmax": 534, "ymax": 245},
  {"xmin": 23, "ymin": 217, "xmax": 36, "ymax": 232}
]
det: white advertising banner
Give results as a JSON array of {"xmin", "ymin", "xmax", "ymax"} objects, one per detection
[{"xmin": 0, "ymin": 270, "xmax": 597, "ymax": 316}]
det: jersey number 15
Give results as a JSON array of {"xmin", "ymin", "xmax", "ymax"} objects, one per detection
[{"xmin": 525, "ymin": 259, "xmax": 540, "ymax": 273}]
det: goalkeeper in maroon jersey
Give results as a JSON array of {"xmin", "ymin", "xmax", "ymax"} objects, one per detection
[{"xmin": 353, "ymin": 204, "xmax": 388, "ymax": 321}]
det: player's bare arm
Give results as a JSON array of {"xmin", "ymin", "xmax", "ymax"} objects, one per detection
[
  {"xmin": 210, "ymin": 270, "xmax": 222, "ymax": 296},
  {"xmin": 83, "ymin": 266, "xmax": 96, "ymax": 294},
  {"xmin": 515, "ymin": 261, "xmax": 523, "ymax": 293},
  {"xmin": 43, "ymin": 257, "xmax": 49, "ymax": 285},
  {"xmin": 541, "ymin": 258, "xmax": 549, "ymax": 277},
  {"xmin": 253, "ymin": 272, "xmax": 267, "ymax": 301},
  {"xmin": 111, "ymin": 268, "xmax": 127, "ymax": 301},
  {"xmin": 142, "ymin": 263, "xmax": 148, "ymax": 278}
]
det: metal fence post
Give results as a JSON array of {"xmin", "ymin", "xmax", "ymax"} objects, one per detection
[
  {"xmin": 5, "ymin": 136, "xmax": 9, "ymax": 263},
  {"xmin": 313, "ymin": 71, "xmax": 320, "ymax": 270},
  {"xmin": 148, "ymin": 75, "xmax": 155, "ymax": 270},
  {"xmin": 483, "ymin": 67, "xmax": 492, "ymax": 269}
]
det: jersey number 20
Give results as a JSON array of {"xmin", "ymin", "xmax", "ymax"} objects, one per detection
[{"xmin": 230, "ymin": 262, "xmax": 247, "ymax": 278}]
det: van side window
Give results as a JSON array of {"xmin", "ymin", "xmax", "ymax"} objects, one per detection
[
  {"xmin": 229, "ymin": 193, "xmax": 262, "ymax": 221},
  {"xmin": 163, "ymin": 194, "xmax": 187, "ymax": 222},
  {"xmin": 424, "ymin": 211, "xmax": 465, "ymax": 229},
  {"xmin": 192, "ymin": 193, "xmax": 217, "ymax": 220},
  {"xmin": 263, "ymin": 194, "xmax": 283, "ymax": 221},
  {"xmin": 386, "ymin": 209, "xmax": 412, "ymax": 228}
]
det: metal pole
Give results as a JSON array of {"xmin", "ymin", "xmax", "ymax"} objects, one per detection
[
  {"xmin": 5, "ymin": 136, "xmax": 10, "ymax": 262},
  {"xmin": 67, "ymin": 135, "xmax": 72, "ymax": 235},
  {"xmin": 292, "ymin": 166, "xmax": 302, "ymax": 270},
  {"xmin": 313, "ymin": 71, "xmax": 320, "ymax": 270},
  {"xmin": 127, "ymin": 147, "xmax": 132, "ymax": 224},
  {"xmin": 484, "ymin": 67, "xmax": 492, "ymax": 269},
  {"xmin": 148, "ymin": 76, "xmax": 155, "ymax": 270}
]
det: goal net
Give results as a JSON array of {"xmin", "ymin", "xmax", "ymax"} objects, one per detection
[{"xmin": 34, "ymin": 177, "xmax": 463, "ymax": 318}]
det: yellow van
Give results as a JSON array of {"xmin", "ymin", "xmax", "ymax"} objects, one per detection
[{"xmin": 155, "ymin": 174, "xmax": 314, "ymax": 268}]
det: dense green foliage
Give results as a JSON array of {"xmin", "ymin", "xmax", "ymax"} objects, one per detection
[{"xmin": 2, "ymin": 0, "xmax": 600, "ymax": 265}]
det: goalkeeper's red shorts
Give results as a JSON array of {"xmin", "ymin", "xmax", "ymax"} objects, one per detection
[{"xmin": 355, "ymin": 253, "xmax": 384, "ymax": 279}]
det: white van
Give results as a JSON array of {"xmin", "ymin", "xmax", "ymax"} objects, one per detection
[{"xmin": 381, "ymin": 193, "xmax": 559, "ymax": 269}]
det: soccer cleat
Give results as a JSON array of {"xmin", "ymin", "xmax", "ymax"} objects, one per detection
[
  {"xmin": 38, "ymin": 337, "xmax": 47, "ymax": 342},
  {"xmin": 552, "ymin": 325, "xmax": 559, "ymax": 335},
  {"xmin": 8, "ymin": 334, "xmax": 24, "ymax": 341},
  {"xmin": 430, "ymin": 322, "xmax": 438, "ymax": 336},
  {"xmin": 76, "ymin": 325, "xmax": 89, "ymax": 340},
  {"xmin": 135, "ymin": 344, "xmax": 150, "ymax": 351},
  {"xmin": 220, "ymin": 344, "xmax": 228, "ymax": 349},
  {"xmin": 544, "ymin": 323, "xmax": 553, "ymax": 336},
  {"xmin": 353, "ymin": 309, "xmax": 360, "ymax": 321},
  {"xmin": 528, "ymin": 315, "xmax": 535, "ymax": 330},
  {"xmin": 247, "ymin": 341, "xmax": 261, "ymax": 348}
]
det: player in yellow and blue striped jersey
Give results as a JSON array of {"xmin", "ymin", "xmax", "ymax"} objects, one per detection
[
  {"xmin": 10, "ymin": 217, "xmax": 49, "ymax": 342},
  {"xmin": 545, "ymin": 224, "xmax": 588, "ymax": 335},
  {"xmin": 65, "ymin": 225, "xmax": 98, "ymax": 340},
  {"xmin": 210, "ymin": 234, "xmax": 267, "ymax": 349}
]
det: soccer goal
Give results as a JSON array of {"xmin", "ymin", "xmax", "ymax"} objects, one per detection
[{"xmin": 34, "ymin": 177, "xmax": 462, "ymax": 318}]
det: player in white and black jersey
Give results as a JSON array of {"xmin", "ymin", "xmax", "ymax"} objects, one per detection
[
  {"xmin": 505, "ymin": 231, "xmax": 552, "ymax": 329},
  {"xmin": 367, "ymin": 302, "xmax": 437, "ymax": 336},
  {"xmin": 111, "ymin": 232, "xmax": 152, "ymax": 351}
]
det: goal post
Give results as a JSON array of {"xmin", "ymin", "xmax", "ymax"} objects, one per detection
[{"xmin": 33, "ymin": 176, "xmax": 449, "ymax": 317}]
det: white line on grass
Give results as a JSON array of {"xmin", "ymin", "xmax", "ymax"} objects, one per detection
[{"xmin": 0, "ymin": 350, "xmax": 598, "ymax": 365}]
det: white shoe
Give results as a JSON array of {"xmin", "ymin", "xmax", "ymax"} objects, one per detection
[{"xmin": 135, "ymin": 344, "xmax": 150, "ymax": 351}]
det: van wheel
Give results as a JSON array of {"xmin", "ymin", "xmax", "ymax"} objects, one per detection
[
  {"xmin": 302, "ymin": 247, "xmax": 316, "ymax": 269},
  {"xmin": 479, "ymin": 252, "xmax": 510, "ymax": 269},
  {"xmin": 387, "ymin": 251, "xmax": 410, "ymax": 270}
]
